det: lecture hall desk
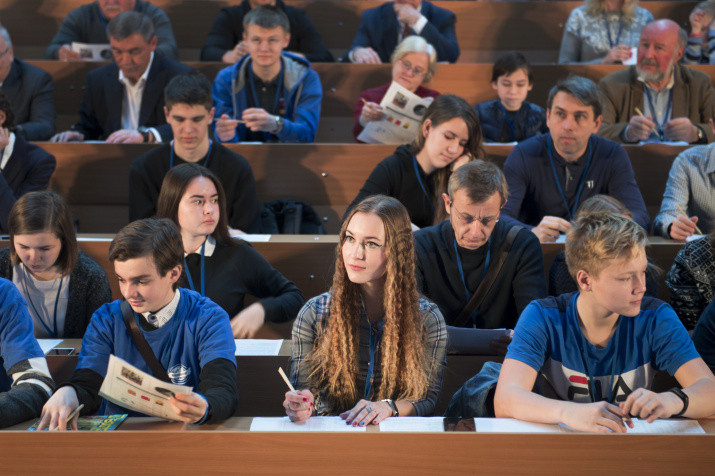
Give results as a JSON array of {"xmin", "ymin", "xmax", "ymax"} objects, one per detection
[{"xmin": 1, "ymin": 416, "xmax": 714, "ymax": 475}]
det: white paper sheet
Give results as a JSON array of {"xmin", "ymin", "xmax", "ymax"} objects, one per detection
[
  {"xmin": 234, "ymin": 339, "xmax": 282, "ymax": 356},
  {"xmin": 686, "ymin": 234, "xmax": 706, "ymax": 243},
  {"xmin": 37, "ymin": 339, "xmax": 63, "ymax": 355},
  {"xmin": 623, "ymin": 47, "xmax": 638, "ymax": 65},
  {"xmin": 71, "ymin": 42, "xmax": 112, "ymax": 61},
  {"xmin": 475, "ymin": 418, "xmax": 704, "ymax": 434},
  {"xmin": 250, "ymin": 416, "xmax": 366, "ymax": 432},
  {"xmin": 238, "ymin": 234, "xmax": 271, "ymax": 242},
  {"xmin": 379, "ymin": 417, "xmax": 444, "ymax": 432},
  {"xmin": 554, "ymin": 234, "xmax": 567, "ymax": 244}
]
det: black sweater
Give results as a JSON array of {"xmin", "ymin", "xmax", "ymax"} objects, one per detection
[
  {"xmin": 182, "ymin": 240, "xmax": 305, "ymax": 323},
  {"xmin": 347, "ymin": 144, "xmax": 437, "ymax": 228},
  {"xmin": 129, "ymin": 142, "xmax": 260, "ymax": 232},
  {"xmin": 0, "ymin": 248, "xmax": 112, "ymax": 338},
  {"xmin": 414, "ymin": 220, "xmax": 547, "ymax": 329},
  {"xmin": 200, "ymin": 0, "xmax": 333, "ymax": 63}
]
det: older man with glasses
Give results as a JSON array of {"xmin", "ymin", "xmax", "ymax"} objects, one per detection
[{"xmin": 414, "ymin": 160, "xmax": 546, "ymax": 353}]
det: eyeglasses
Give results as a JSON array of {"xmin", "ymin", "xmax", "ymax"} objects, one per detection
[
  {"xmin": 450, "ymin": 201, "xmax": 500, "ymax": 227},
  {"xmin": 0, "ymin": 47, "xmax": 11, "ymax": 59},
  {"xmin": 397, "ymin": 58, "xmax": 426, "ymax": 77}
]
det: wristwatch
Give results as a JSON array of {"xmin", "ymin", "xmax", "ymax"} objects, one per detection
[
  {"xmin": 695, "ymin": 126, "xmax": 705, "ymax": 143},
  {"xmin": 667, "ymin": 387, "xmax": 689, "ymax": 417},
  {"xmin": 138, "ymin": 126, "xmax": 154, "ymax": 143},
  {"xmin": 381, "ymin": 398, "xmax": 399, "ymax": 417},
  {"xmin": 272, "ymin": 115, "xmax": 284, "ymax": 134}
]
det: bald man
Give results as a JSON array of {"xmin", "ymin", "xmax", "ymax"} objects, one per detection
[{"xmin": 598, "ymin": 19, "xmax": 715, "ymax": 144}]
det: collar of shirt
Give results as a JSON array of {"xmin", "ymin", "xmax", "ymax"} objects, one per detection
[
  {"xmin": 184, "ymin": 235, "xmax": 216, "ymax": 258},
  {"xmin": 141, "ymin": 288, "xmax": 180, "ymax": 328},
  {"xmin": 118, "ymin": 51, "xmax": 154, "ymax": 88},
  {"xmin": 0, "ymin": 132, "xmax": 16, "ymax": 170}
]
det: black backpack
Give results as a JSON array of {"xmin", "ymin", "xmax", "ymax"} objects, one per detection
[{"xmin": 259, "ymin": 199, "xmax": 326, "ymax": 234}]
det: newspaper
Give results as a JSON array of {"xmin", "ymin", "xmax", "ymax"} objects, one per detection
[
  {"xmin": 71, "ymin": 42, "xmax": 113, "ymax": 61},
  {"xmin": 98, "ymin": 354, "xmax": 193, "ymax": 421},
  {"xmin": 357, "ymin": 81, "xmax": 434, "ymax": 144}
]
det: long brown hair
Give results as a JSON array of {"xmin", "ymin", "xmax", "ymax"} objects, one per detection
[
  {"xmin": 306, "ymin": 195, "xmax": 430, "ymax": 411},
  {"xmin": 156, "ymin": 163, "xmax": 234, "ymax": 246},
  {"xmin": 410, "ymin": 94, "xmax": 485, "ymax": 224}
]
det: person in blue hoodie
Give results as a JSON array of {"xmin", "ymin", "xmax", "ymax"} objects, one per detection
[
  {"xmin": 212, "ymin": 5, "xmax": 322, "ymax": 143},
  {"xmin": 474, "ymin": 52, "xmax": 548, "ymax": 143}
]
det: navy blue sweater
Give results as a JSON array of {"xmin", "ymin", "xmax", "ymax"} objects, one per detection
[
  {"xmin": 475, "ymin": 99, "xmax": 548, "ymax": 143},
  {"xmin": 501, "ymin": 133, "xmax": 649, "ymax": 230}
]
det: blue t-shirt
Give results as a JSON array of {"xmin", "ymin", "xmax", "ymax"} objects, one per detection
[
  {"xmin": 77, "ymin": 288, "xmax": 236, "ymax": 416},
  {"xmin": 506, "ymin": 292, "xmax": 700, "ymax": 403},
  {"xmin": 0, "ymin": 277, "xmax": 45, "ymax": 392}
]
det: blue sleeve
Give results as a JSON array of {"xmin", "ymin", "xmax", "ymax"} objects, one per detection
[
  {"xmin": 76, "ymin": 302, "xmax": 117, "ymax": 376},
  {"xmin": 505, "ymin": 301, "xmax": 549, "ymax": 371},
  {"xmin": 0, "ymin": 280, "xmax": 44, "ymax": 372},
  {"xmin": 212, "ymin": 67, "xmax": 239, "ymax": 143},
  {"xmin": 605, "ymin": 146, "xmax": 650, "ymax": 231},
  {"xmin": 196, "ymin": 300, "xmax": 236, "ymax": 369},
  {"xmin": 347, "ymin": 11, "xmax": 374, "ymax": 55},
  {"xmin": 420, "ymin": 9, "xmax": 459, "ymax": 63},
  {"xmin": 500, "ymin": 145, "xmax": 531, "ymax": 229},
  {"xmin": 651, "ymin": 303, "xmax": 701, "ymax": 376},
  {"xmin": 277, "ymin": 69, "xmax": 322, "ymax": 143}
]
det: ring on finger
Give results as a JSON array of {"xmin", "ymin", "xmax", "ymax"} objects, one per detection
[{"xmin": 367, "ymin": 406, "xmax": 372, "ymax": 412}]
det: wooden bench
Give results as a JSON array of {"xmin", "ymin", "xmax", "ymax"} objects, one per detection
[{"xmin": 0, "ymin": 1, "xmax": 698, "ymax": 62}]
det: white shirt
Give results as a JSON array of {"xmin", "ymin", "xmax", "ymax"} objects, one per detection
[
  {"xmin": 142, "ymin": 288, "xmax": 180, "ymax": 328},
  {"xmin": 0, "ymin": 131, "xmax": 16, "ymax": 170},
  {"xmin": 184, "ymin": 235, "xmax": 216, "ymax": 258},
  {"xmin": 118, "ymin": 52, "xmax": 160, "ymax": 142}
]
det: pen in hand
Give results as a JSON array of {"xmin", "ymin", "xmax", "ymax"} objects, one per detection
[
  {"xmin": 278, "ymin": 367, "xmax": 305, "ymax": 410},
  {"xmin": 54, "ymin": 404, "xmax": 84, "ymax": 431},
  {"xmin": 676, "ymin": 204, "xmax": 703, "ymax": 235}
]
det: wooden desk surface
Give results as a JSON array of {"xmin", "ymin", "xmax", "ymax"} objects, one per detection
[{"xmin": 2, "ymin": 417, "xmax": 714, "ymax": 475}]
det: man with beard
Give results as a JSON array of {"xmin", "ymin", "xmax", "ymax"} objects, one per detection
[
  {"xmin": 501, "ymin": 76, "xmax": 649, "ymax": 243},
  {"xmin": 598, "ymin": 19, "xmax": 715, "ymax": 144}
]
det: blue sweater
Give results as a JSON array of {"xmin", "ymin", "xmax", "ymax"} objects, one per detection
[
  {"xmin": 474, "ymin": 99, "xmax": 547, "ymax": 143},
  {"xmin": 501, "ymin": 133, "xmax": 649, "ymax": 230}
]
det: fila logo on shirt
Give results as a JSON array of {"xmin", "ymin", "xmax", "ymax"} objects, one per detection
[{"xmin": 168, "ymin": 364, "xmax": 191, "ymax": 385}]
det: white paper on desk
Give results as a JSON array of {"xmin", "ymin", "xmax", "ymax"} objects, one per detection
[
  {"xmin": 379, "ymin": 417, "xmax": 444, "ymax": 432},
  {"xmin": 71, "ymin": 42, "xmax": 112, "ymax": 61},
  {"xmin": 234, "ymin": 339, "xmax": 282, "ymax": 356},
  {"xmin": 475, "ymin": 418, "xmax": 704, "ymax": 434},
  {"xmin": 554, "ymin": 234, "xmax": 567, "ymax": 244},
  {"xmin": 237, "ymin": 234, "xmax": 271, "ymax": 242},
  {"xmin": 37, "ymin": 339, "xmax": 63, "ymax": 355},
  {"xmin": 686, "ymin": 234, "xmax": 706, "ymax": 242},
  {"xmin": 637, "ymin": 139, "xmax": 690, "ymax": 146},
  {"xmin": 357, "ymin": 81, "xmax": 434, "ymax": 145},
  {"xmin": 623, "ymin": 47, "xmax": 638, "ymax": 65},
  {"xmin": 250, "ymin": 416, "xmax": 366, "ymax": 432},
  {"xmin": 98, "ymin": 354, "xmax": 193, "ymax": 421}
]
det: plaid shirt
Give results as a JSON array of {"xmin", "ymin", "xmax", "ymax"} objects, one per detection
[{"xmin": 290, "ymin": 292, "xmax": 447, "ymax": 416}]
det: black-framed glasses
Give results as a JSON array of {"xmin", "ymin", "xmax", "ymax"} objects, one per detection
[{"xmin": 450, "ymin": 201, "xmax": 499, "ymax": 227}]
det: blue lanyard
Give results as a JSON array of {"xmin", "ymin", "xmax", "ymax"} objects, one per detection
[
  {"xmin": 21, "ymin": 272, "xmax": 64, "ymax": 339},
  {"xmin": 604, "ymin": 14, "xmax": 623, "ymax": 49},
  {"xmin": 643, "ymin": 88, "xmax": 673, "ymax": 141},
  {"xmin": 248, "ymin": 61, "xmax": 284, "ymax": 142},
  {"xmin": 169, "ymin": 140, "xmax": 212, "ymax": 169},
  {"xmin": 183, "ymin": 242, "xmax": 205, "ymax": 297},
  {"xmin": 498, "ymin": 102, "xmax": 517, "ymax": 141},
  {"xmin": 546, "ymin": 135, "xmax": 593, "ymax": 220},
  {"xmin": 453, "ymin": 238, "xmax": 490, "ymax": 328},
  {"xmin": 412, "ymin": 156, "xmax": 436, "ymax": 215},
  {"xmin": 571, "ymin": 293, "xmax": 621, "ymax": 403},
  {"xmin": 364, "ymin": 319, "xmax": 385, "ymax": 400}
]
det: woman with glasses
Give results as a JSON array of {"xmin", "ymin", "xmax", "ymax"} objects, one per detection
[
  {"xmin": 283, "ymin": 195, "xmax": 446, "ymax": 424},
  {"xmin": 347, "ymin": 94, "xmax": 484, "ymax": 229},
  {"xmin": 353, "ymin": 36, "xmax": 440, "ymax": 143}
]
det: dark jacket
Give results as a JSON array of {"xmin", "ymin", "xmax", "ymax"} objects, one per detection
[
  {"xmin": 73, "ymin": 53, "xmax": 193, "ymax": 141},
  {"xmin": 0, "ymin": 248, "xmax": 112, "ymax": 338},
  {"xmin": 346, "ymin": 1, "xmax": 459, "ymax": 63},
  {"xmin": 1, "ymin": 59, "xmax": 56, "ymax": 141},
  {"xmin": 200, "ymin": 0, "xmax": 333, "ymax": 63},
  {"xmin": 0, "ymin": 134, "xmax": 55, "ymax": 233},
  {"xmin": 475, "ymin": 99, "xmax": 547, "ymax": 143}
]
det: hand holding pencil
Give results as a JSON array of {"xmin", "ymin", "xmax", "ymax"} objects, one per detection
[
  {"xmin": 668, "ymin": 204, "xmax": 702, "ymax": 241},
  {"xmin": 626, "ymin": 107, "xmax": 657, "ymax": 142},
  {"xmin": 279, "ymin": 367, "xmax": 314, "ymax": 422}
]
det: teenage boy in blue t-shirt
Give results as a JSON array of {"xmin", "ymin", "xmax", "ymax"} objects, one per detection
[
  {"xmin": 495, "ymin": 212, "xmax": 715, "ymax": 432},
  {"xmin": 38, "ymin": 218, "xmax": 238, "ymax": 430}
]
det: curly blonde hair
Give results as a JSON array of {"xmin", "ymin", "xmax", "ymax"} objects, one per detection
[
  {"xmin": 306, "ymin": 195, "xmax": 430, "ymax": 412},
  {"xmin": 585, "ymin": 0, "xmax": 639, "ymax": 23}
]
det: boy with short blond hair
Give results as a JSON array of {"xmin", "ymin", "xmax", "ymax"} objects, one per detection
[{"xmin": 495, "ymin": 212, "xmax": 715, "ymax": 432}]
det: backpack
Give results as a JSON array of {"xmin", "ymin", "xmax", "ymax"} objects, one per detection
[{"xmin": 259, "ymin": 199, "xmax": 326, "ymax": 234}]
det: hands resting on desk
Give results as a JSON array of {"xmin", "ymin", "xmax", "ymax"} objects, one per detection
[{"xmin": 284, "ymin": 392, "xmax": 401, "ymax": 426}]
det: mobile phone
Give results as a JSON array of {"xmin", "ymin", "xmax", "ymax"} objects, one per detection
[{"xmin": 47, "ymin": 348, "xmax": 75, "ymax": 356}]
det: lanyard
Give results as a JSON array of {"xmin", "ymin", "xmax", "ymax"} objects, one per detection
[
  {"xmin": 643, "ymin": 88, "xmax": 673, "ymax": 141},
  {"xmin": 412, "ymin": 156, "xmax": 436, "ymax": 215},
  {"xmin": 183, "ymin": 241, "xmax": 205, "ymax": 297},
  {"xmin": 364, "ymin": 319, "xmax": 385, "ymax": 400},
  {"xmin": 571, "ymin": 293, "xmax": 621, "ymax": 403},
  {"xmin": 21, "ymin": 271, "xmax": 63, "ymax": 339},
  {"xmin": 603, "ymin": 14, "xmax": 623, "ymax": 49},
  {"xmin": 453, "ymin": 238, "xmax": 491, "ymax": 328},
  {"xmin": 546, "ymin": 135, "xmax": 593, "ymax": 220},
  {"xmin": 498, "ymin": 102, "xmax": 517, "ymax": 141},
  {"xmin": 248, "ymin": 61, "xmax": 284, "ymax": 142},
  {"xmin": 169, "ymin": 140, "xmax": 212, "ymax": 169}
]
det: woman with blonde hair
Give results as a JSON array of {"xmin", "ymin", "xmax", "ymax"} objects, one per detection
[
  {"xmin": 558, "ymin": 0, "xmax": 653, "ymax": 64},
  {"xmin": 354, "ymin": 35, "xmax": 440, "ymax": 143},
  {"xmin": 284, "ymin": 195, "xmax": 446, "ymax": 424}
]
